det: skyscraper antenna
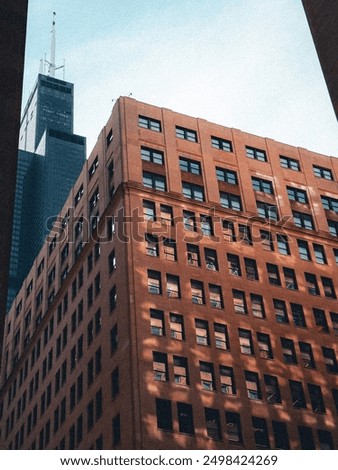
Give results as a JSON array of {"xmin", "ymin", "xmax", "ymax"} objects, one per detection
[
  {"xmin": 49, "ymin": 11, "xmax": 56, "ymax": 77},
  {"xmin": 42, "ymin": 12, "xmax": 65, "ymax": 79}
]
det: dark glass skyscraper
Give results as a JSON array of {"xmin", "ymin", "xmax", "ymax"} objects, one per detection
[{"xmin": 7, "ymin": 74, "xmax": 86, "ymax": 311}]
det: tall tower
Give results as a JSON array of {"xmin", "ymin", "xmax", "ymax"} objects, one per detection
[
  {"xmin": 6, "ymin": 14, "xmax": 86, "ymax": 311},
  {"xmin": 0, "ymin": 1, "xmax": 28, "ymax": 352}
]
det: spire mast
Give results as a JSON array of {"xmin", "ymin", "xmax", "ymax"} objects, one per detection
[
  {"xmin": 49, "ymin": 12, "xmax": 56, "ymax": 77},
  {"xmin": 40, "ymin": 11, "xmax": 66, "ymax": 79}
]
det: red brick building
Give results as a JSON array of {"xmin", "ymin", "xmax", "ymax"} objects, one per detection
[{"xmin": 1, "ymin": 97, "xmax": 338, "ymax": 450}]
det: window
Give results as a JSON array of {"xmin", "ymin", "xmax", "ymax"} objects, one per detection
[
  {"xmin": 204, "ymin": 248, "xmax": 218, "ymax": 270},
  {"xmin": 166, "ymin": 274, "xmax": 180, "ymax": 298},
  {"xmin": 61, "ymin": 244, "xmax": 69, "ymax": 264},
  {"xmin": 321, "ymin": 276, "xmax": 336, "ymax": 298},
  {"xmin": 227, "ymin": 253, "xmax": 241, "ymax": 276},
  {"xmin": 322, "ymin": 347, "xmax": 338, "ymax": 373},
  {"xmin": 219, "ymin": 366, "xmax": 235, "ymax": 394},
  {"xmin": 163, "ymin": 239, "xmax": 177, "ymax": 261},
  {"xmin": 143, "ymin": 171, "xmax": 166, "ymax": 191},
  {"xmin": 87, "ymin": 285, "xmax": 93, "ymax": 308},
  {"xmin": 37, "ymin": 258, "xmax": 45, "ymax": 276},
  {"xmin": 187, "ymin": 244, "xmax": 200, "ymax": 267},
  {"xmin": 252, "ymin": 177, "xmax": 273, "ymax": 194},
  {"xmin": 209, "ymin": 284, "xmax": 223, "ymax": 309},
  {"xmin": 287, "ymin": 186, "xmax": 308, "ymax": 204},
  {"xmin": 147, "ymin": 270, "xmax": 161, "ymax": 295},
  {"xmin": 280, "ymin": 155, "xmax": 300, "ymax": 171},
  {"xmin": 305, "ymin": 273, "xmax": 319, "ymax": 296},
  {"xmin": 94, "ymin": 273, "xmax": 101, "ymax": 297},
  {"xmin": 216, "ymin": 167, "xmax": 237, "ymax": 184},
  {"xmin": 176, "ymin": 126, "xmax": 197, "ymax": 142},
  {"xmin": 200, "ymin": 214, "xmax": 213, "ymax": 236},
  {"xmin": 173, "ymin": 356, "xmax": 189, "ymax": 386},
  {"xmin": 223, "ymin": 220, "xmax": 236, "ymax": 241},
  {"xmin": 264, "ymin": 374, "xmax": 281, "ymax": 404},
  {"xmin": 272, "ymin": 421, "xmax": 290, "ymax": 449},
  {"xmin": 246, "ymin": 146, "xmax": 267, "ymax": 162},
  {"xmin": 109, "ymin": 285, "xmax": 117, "ymax": 311},
  {"xmin": 182, "ymin": 182, "xmax": 204, "ymax": 201},
  {"xmin": 332, "ymin": 388, "xmax": 338, "ymax": 413},
  {"xmin": 277, "ymin": 234, "xmax": 290, "ymax": 255},
  {"xmin": 138, "ymin": 115, "xmax": 161, "ymax": 132},
  {"xmin": 293, "ymin": 210, "xmax": 314, "ymax": 230},
  {"xmin": 211, "ymin": 136, "xmax": 232, "ymax": 152},
  {"xmin": 225, "ymin": 412, "xmax": 243, "ymax": 443},
  {"xmin": 177, "ymin": 402, "xmax": 194, "ymax": 435},
  {"xmin": 298, "ymin": 341, "xmax": 316, "ymax": 369},
  {"xmin": 291, "ymin": 303, "xmax": 306, "ymax": 328},
  {"xmin": 252, "ymin": 417, "xmax": 270, "ymax": 448},
  {"xmin": 141, "ymin": 147, "xmax": 164, "ymax": 165},
  {"xmin": 220, "ymin": 191, "xmax": 242, "ymax": 211},
  {"xmin": 289, "ymin": 380, "xmax": 306, "ymax": 409},
  {"xmin": 313, "ymin": 165, "xmax": 333, "ymax": 180},
  {"xmin": 328, "ymin": 220, "xmax": 338, "ymax": 241},
  {"xmin": 195, "ymin": 319, "xmax": 210, "ymax": 346},
  {"xmin": 143, "ymin": 200, "xmax": 155, "ymax": 221},
  {"xmin": 238, "ymin": 328, "xmax": 254, "ymax": 355},
  {"xmin": 88, "ymin": 155, "xmax": 98, "ymax": 179},
  {"xmin": 334, "ymin": 248, "xmax": 338, "ymax": 264},
  {"xmin": 156, "ymin": 398, "xmax": 173, "ymax": 431},
  {"xmin": 297, "ymin": 239, "xmax": 311, "ymax": 260},
  {"xmin": 26, "ymin": 280, "xmax": 33, "ymax": 297},
  {"xmin": 321, "ymin": 195, "xmax": 338, "ymax": 213},
  {"xmin": 36, "ymin": 289, "xmax": 43, "ymax": 309},
  {"xmin": 232, "ymin": 289, "xmax": 247, "ymax": 315},
  {"xmin": 200, "ymin": 361, "xmax": 216, "ymax": 390},
  {"xmin": 150, "ymin": 309, "xmax": 165, "ymax": 336},
  {"xmin": 313, "ymin": 308, "xmax": 329, "ymax": 333},
  {"xmin": 108, "ymin": 249, "xmax": 117, "ymax": 273},
  {"xmin": 74, "ymin": 217, "xmax": 84, "ymax": 239},
  {"xmin": 205, "ymin": 408, "xmax": 221, "ymax": 440},
  {"xmin": 244, "ymin": 258, "xmax": 259, "ymax": 280},
  {"xmin": 257, "ymin": 332, "xmax": 273, "ymax": 359},
  {"xmin": 260, "ymin": 230, "xmax": 274, "ymax": 251},
  {"xmin": 245, "ymin": 371, "xmax": 262, "ymax": 400},
  {"xmin": 112, "ymin": 414, "xmax": 121, "ymax": 447},
  {"xmin": 170, "ymin": 313, "xmax": 185, "ymax": 340},
  {"xmin": 106, "ymin": 129, "xmax": 113, "ymax": 147},
  {"xmin": 152, "ymin": 352, "xmax": 168, "ymax": 381},
  {"xmin": 179, "ymin": 157, "xmax": 201, "ymax": 175},
  {"xmin": 318, "ymin": 430, "xmax": 334, "ymax": 450},
  {"xmin": 183, "ymin": 210, "xmax": 197, "ymax": 232},
  {"xmin": 74, "ymin": 185, "xmax": 84, "ymax": 206},
  {"xmin": 87, "ymin": 252, "xmax": 93, "ymax": 274},
  {"xmin": 249, "ymin": 294, "xmax": 265, "ymax": 319},
  {"xmin": 308, "ymin": 383, "xmax": 326, "ymax": 413},
  {"xmin": 257, "ymin": 201, "xmax": 278, "ymax": 221},
  {"xmin": 267, "ymin": 263, "xmax": 281, "ymax": 286},
  {"xmin": 110, "ymin": 324, "xmax": 118, "ymax": 354},
  {"xmin": 191, "ymin": 280, "xmax": 205, "ymax": 304},
  {"xmin": 239, "ymin": 224, "xmax": 252, "ymax": 244},
  {"xmin": 283, "ymin": 267, "xmax": 298, "ymax": 290},
  {"xmin": 214, "ymin": 323, "xmax": 229, "ymax": 350},
  {"xmin": 89, "ymin": 188, "xmax": 99, "ymax": 213},
  {"xmin": 313, "ymin": 243, "xmax": 326, "ymax": 264},
  {"xmin": 330, "ymin": 311, "xmax": 338, "ymax": 336},
  {"xmin": 160, "ymin": 204, "xmax": 173, "ymax": 225},
  {"xmin": 281, "ymin": 338, "xmax": 297, "ymax": 364},
  {"xmin": 298, "ymin": 426, "xmax": 315, "ymax": 450}
]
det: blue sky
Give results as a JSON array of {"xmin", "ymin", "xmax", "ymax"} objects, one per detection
[{"xmin": 23, "ymin": 0, "xmax": 338, "ymax": 157}]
